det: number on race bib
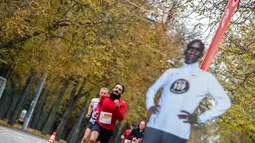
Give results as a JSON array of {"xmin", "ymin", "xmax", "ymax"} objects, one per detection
[
  {"xmin": 99, "ymin": 112, "xmax": 112, "ymax": 124},
  {"xmin": 170, "ymin": 79, "xmax": 189, "ymax": 94}
]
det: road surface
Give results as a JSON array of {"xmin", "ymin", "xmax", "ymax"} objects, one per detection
[{"xmin": 0, "ymin": 125, "xmax": 51, "ymax": 143}]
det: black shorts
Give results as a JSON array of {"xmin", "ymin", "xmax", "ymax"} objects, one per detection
[
  {"xmin": 86, "ymin": 121, "xmax": 93, "ymax": 129},
  {"xmin": 142, "ymin": 127, "xmax": 187, "ymax": 143},
  {"xmin": 91, "ymin": 122, "xmax": 113, "ymax": 143}
]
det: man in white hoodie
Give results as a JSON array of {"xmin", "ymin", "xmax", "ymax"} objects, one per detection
[{"xmin": 142, "ymin": 39, "xmax": 231, "ymax": 143}]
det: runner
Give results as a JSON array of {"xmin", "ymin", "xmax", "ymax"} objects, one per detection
[
  {"xmin": 89, "ymin": 83, "xmax": 127, "ymax": 143},
  {"xmin": 128, "ymin": 120, "xmax": 146, "ymax": 143},
  {"xmin": 81, "ymin": 87, "xmax": 109, "ymax": 143},
  {"xmin": 142, "ymin": 39, "xmax": 231, "ymax": 143},
  {"xmin": 121, "ymin": 122, "xmax": 136, "ymax": 143}
]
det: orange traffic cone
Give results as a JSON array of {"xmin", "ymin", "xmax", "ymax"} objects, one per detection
[{"xmin": 47, "ymin": 132, "xmax": 56, "ymax": 143}]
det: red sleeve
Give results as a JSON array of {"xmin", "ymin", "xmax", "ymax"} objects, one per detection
[
  {"xmin": 117, "ymin": 101, "xmax": 126, "ymax": 121},
  {"xmin": 123, "ymin": 130, "xmax": 127, "ymax": 136}
]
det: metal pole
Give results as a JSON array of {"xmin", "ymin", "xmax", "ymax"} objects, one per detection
[
  {"xmin": 22, "ymin": 73, "xmax": 47, "ymax": 130},
  {"xmin": 0, "ymin": 76, "xmax": 7, "ymax": 99}
]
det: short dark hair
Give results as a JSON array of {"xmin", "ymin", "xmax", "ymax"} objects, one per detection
[
  {"xmin": 113, "ymin": 83, "xmax": 125, "ymax": 93},
  {"xmin": 131, "ymin": 122, "xmax": 137, "ymax": 127},
  {"xmin": 187, "ymin": 39, "xmax": 205, "ymax": 52}
]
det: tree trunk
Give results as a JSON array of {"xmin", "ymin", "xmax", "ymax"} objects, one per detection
[
  {"xmin": 77, "ymin": 124, "xmax": 86, "ymax": 143},
  {"xmin": 62, "ymin": 126, "xmax": 71, "ymax": 140},
  {"xmin": 55, "ymin": 82, "xmax": 78, "ymax": 140},
  {"xmin": 37, "ymin": 113, "xmax": 48, "ymax": 131},
  {"xmin": 30, "ymin": 109, "xmax": 41, "ymax": 129},
  {"xmin": 69, "ymin": 93, "xmax": 90, "ymax": 143},
  {"xmin": 0, "ymin": 82, "xmax": 16, "ymax": 119},
  {"xmin": 5, "ymin": 94, "xmax": 19, "ymax": 120},
  {"xmin": 56, "ymin": 78, "xmax": 86, "ymax": 140},
  {"xmin": 41, "ymin": 80, "xmax": 69, "ymax": 135},
  {"xmin": 8, "ymin": 72, "xmax": 35, "ymax": 125},
  {"xmin": 0, "ymin": 95, "xmax": 10, "ymax": 119},
  {"xmin": 36, "ymin": 89, "xmax": 52, "ymax": 131}
]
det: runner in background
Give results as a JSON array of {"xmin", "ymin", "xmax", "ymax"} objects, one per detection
[
  {"xmin": 128, "ymin": 120, "xmax": 146, "ymax": 143},
  {"xmin": 89, "ymin": 83, "xmax": 127, "ymax": 143},
  {"xmin": 81, "ymin": 87, "xmax": 109, "ymax": 143},
  {"xmin": 121, "ymin": 122, "xmax": 137, "ymax": 143}
]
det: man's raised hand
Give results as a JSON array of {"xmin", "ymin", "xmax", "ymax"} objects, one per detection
[{"xmin": 114, "ymin": 99, "xmax": 120, "ymax": 108}]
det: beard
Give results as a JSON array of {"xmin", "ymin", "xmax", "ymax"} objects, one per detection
[
  {"xmin": 184, "ymin": 54, "xmax": 200, "ymax": 64},
  {"xmin": 110, "ymin": 92, "xmax": 121, "ymax": 100},
  {"xmin": 185, "ymin": 58, "xmax": 199, "ymax": 64}
]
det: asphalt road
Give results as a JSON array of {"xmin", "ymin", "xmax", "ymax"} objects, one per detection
[{"xmin": 0, "ymin": 125, "xmax": 49, "ymax": 143}]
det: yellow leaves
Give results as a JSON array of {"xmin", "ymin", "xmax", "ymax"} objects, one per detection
[
  {"xmin": 247, "ymin": 124, "xmax": 255, "ymax": 132},
  {"xmin": 2, "ymin": 9, "xmax": 31, "ymax": 39},
  {"xmin": 1, "ymin": 0, "xmax": 184, "ymax": 136},
  {"xmin": 213, "ymin": 24, "xmax": 255, "ymax": 142},
  {"xmin": 104, "ymin": 0, "xmax": 115, "ymax": 5}
]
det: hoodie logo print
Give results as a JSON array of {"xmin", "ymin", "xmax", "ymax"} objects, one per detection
[{"xmin": 170, "ymin": 78, "xmax": 189, "ymax": 94}]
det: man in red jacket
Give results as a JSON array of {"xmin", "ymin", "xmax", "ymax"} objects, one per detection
[{"xmin": 89, "ymin": 83, "xmax": 126, "ymax": 143}]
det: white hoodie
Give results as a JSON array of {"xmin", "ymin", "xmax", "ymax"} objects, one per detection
[{"xmin": 146, "ymin": 63, "xmax": 231, "ymax": 139}]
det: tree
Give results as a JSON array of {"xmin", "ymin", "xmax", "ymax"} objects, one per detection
[
  {"xmin": 55, "ymin": 78, "xmax": 88, "ymax": 140},
  {"xmin": 41, "ymin": 80, "xmax": 69, "ymax": 135},
  {"xmin": 7, "ymin": 72, "xmax": 35, "ymax": 125},
  {"xmin": 212, "ymin": 18, "xmax": 255, "ymax": 142}
]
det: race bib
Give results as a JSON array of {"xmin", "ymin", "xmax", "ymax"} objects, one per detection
[
  {"xmin": 124, "ymin": 139, "xmax": 131, "ymax": 143},
  {"xmin": 99, "ymin": 111, "xmax": 112, "ymax": 124},
  {"xmin": 170, "ymin": 78, "xmax": 189, "ymax": 94}
]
